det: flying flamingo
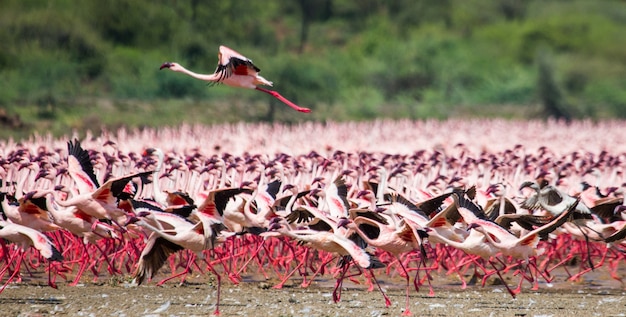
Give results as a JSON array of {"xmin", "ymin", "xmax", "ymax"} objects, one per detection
[{"xmin": 160, "ymin": 45, "xmax": 311, "ymax": 113}]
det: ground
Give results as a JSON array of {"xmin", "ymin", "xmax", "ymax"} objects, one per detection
[{"xmin": 2, "ymin": 270, "xmax": 625, "ymax": 317}]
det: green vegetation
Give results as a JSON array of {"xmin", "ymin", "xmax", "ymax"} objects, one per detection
[{"xmin": 1, "ymin": 0, "xmax": 625, "ymax": 139}]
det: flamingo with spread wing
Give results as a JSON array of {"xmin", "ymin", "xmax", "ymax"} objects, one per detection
[{"xmin": 160, "ymin": 45, "xmax": 311, "ymax": 113}]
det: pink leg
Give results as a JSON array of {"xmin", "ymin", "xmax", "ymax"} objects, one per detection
[
  {"xmin": 367, "ymin": 269, "xmax": 392, "ymax": 308},
  {"xmin": 157, "ymin": 251, "xmax": 197, "ymax": 286},
  {"xmin": 255, "ymin": 87, "xmax": 311, "ymax": 113},
  {"xmin": 489, "ymin": 260, "xmax": 517, "ymax": 299},
  {"xmin": 0, "ymin": 251, "xmax": 25, "ymax": 294}
]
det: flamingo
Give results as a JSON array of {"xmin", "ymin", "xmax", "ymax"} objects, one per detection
[
  {"xmin": 519, "ymin": 180, "xmax": 591, "ymax": 217},
  {"xmin": 160, "ymin": 45, "xmax": 311, "ymax": 113},
  {"xmin": 267, "ymin": 218, "xmax": 384, "ymax": 303},
  {"xmin": 142, "ymin": 148, "xmax": 167, "ymax": 207},
  {"xmin": 19, "ymin": 189, "xmax": 120, "ymax": 285},
  {"xmin": 129, "ymin": 209, "xmax": 228, "ymax": 316},
  {"xmin": 58, "ymin": 140, "xmax": 153, "ymax": 229},
  {"xmin": 338, "ymin": 214, "xmax": 421, "ymax": 315},
  {"xmin": 0, "ymin": 219, "xmax": 63, "ymax": 292},
  {"xmin": 0, "ymin": 191, "xmax": 61, "ymax": 232}
]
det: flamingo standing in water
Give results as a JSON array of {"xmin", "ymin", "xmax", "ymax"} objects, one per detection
[{"xmin": 160, "ymin": 45, "xmax": 311, "ymax": 113}]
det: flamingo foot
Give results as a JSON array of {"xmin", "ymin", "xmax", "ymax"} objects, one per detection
[{"xmin": 384, "ymin": 295, "xmax": 392, "ymax": 308}]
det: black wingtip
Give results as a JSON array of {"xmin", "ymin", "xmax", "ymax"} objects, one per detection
[
  {"xmin": 49, "ymin": 245, "xmax": 64, "ymax": 262},
  {"xmin": 367, "ymin": 255, "xmax": 386, "ymax": 269},
  {"xmin": 67, "ymin": 139, "xmax": 100, "ymax": 187}
]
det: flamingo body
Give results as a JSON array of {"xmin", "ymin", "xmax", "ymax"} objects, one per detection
[{"xmin": 160, "ymin": 46, "xmax": 311, "ymax": 113}]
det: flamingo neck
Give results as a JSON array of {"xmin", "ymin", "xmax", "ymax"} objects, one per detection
[{"xmin": 174, "ymin": 65, "xmax": 219, "ymax": 82}]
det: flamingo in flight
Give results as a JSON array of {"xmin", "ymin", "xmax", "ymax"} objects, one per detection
[{"xmin": 160, "ymin": 45, "xmax": 311, "ymax": 113}]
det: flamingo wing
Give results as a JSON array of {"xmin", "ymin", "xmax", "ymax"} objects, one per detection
[
  {"xmin": 134, "ymin": 234, "xmax": 183, "ymax": 285},
  {"xmin": 526, "ymin": 198, "xmax": 579, "ymax": 240},
  {"xmin": 386, "ymin": 192, "xmax": 430, "ymax": 219},
  {"xmin": 2, "ymin": 222, "xmax": 63, "ymax": 261},
  {"xmin": 197, "ymin": 187, "xmax": 251, "ymax": 218},
  {"xmin": 92, "ymin": 171, "xmax": 152, "ymax": 204},
  {"xmin": 214, "ymin": 45, "xmax": 261, "ymax": 83},
  {"xmin": 604, "ymin": 223, "xmax": 626, "ymax": 243},
  {"xmin": 416, "ymin": 191, "xmax": 454, "ymax": 217},
  {"xmin": 285, "ymin": 206, "xmax": 315, "ymax": 224},
  {"xmin": 67, "ymin": 139, "xmax": 99, "ymax": 194},
  {"xmin": 495, "ymin": 214, "xmax": 550, "ymax": 231},
  {"xmin": 329, "ymin": 233, "xmax": 372, "ymax": 269},
  {"xmin": 18, "ymin": 192, "xmax": 49, "ymax": 217}
]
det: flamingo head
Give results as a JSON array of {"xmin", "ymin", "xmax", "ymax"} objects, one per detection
[
  {"xmin": 466, "ymin": 223, "xmax": 482, "ymax": 232},
  {"xmin": 23, "ymin": 191, "xmax": 39, "ymax": 201},
  {"xmin": 159, "ymin": 62, "xmax": 182, "ymax": 71},
  {"xmin": 124, "ymin": 216, "xmax": 141, "ymax": 226},
  {"xmin": 519, "ymin": 181, "xmax": 539, "ymax": 192},
  {"xmin": 336, "ymin": 217, "xmax": 351, "ymax": 229},
  {"xmin": 267, "ymin": 222, "xmax": 282, "ymax": 231},
  {"xmin": 35, "ymin": 169, "xmax": 49, "ymax": 180},
  {"xmin": 308, "ymin": 188, "xmax": 322, "ymax": 196}
]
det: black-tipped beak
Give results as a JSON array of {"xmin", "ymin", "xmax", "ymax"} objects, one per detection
[
  {"xmin": 467, "ymin": 223, "xmax": 479, "ymax": 231},
  {"xmin": 268, "ymin": 223, "xmax": 282, "ymax": 231},
  {"xmin": 125, "ymin": 216, "xmax": 140, "ymax": 226},
  {"xmin": 137, "ymin": 211, "xmax": 151, "ymax": 218},
  {"xmin": 159, "ymin": 62, "xmax": 172, "ymax": 70},
  {"xmin": 518, "ymin": 181, "xmax": 535, "ymax": 192},
  {"xmin": 337, "ymin": 217, "xmax": 350, "ymax": 228},
  {"xmin": 35, "ymin": 169, "xmax": 48, "ymax": 180}
]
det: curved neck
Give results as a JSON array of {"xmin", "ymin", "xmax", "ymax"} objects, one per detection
[
  {"xmin": 348, "ymin": 220, "xmax": 378, "ymax": 246},
  {"xmin": 174, "ymin": 65, "xmax": 219, "ymax": 82},
  {"xmin": 284, "ymin": 188, "xmax": 299, "ymax": 214}
]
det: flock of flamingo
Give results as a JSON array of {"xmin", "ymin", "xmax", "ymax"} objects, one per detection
[
  {"xmin": 1, "ymin": 119, "xmax": 626, "ymax": 315},
  {"xmin": 1, "ymin": 47, "xmax": 626, "ymax": 315}
]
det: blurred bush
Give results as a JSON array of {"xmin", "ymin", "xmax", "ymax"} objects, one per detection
[{"xmin": 0, "ymin": 0, "xmax": 625, "ymax": 138}]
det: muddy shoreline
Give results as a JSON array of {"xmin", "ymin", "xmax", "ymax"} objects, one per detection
[{"xmin": 3, "ymin": 271, "xmax": 625, "ymax": 317}]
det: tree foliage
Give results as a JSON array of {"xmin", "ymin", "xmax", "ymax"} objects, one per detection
[{"xmin": 0, "ymin": 0, "xmax": 625, "ymax": 138}]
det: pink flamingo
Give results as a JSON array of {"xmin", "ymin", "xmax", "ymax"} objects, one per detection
[
  {"xmin": 338, "ymin": 214, "xmax": 420, "ymax": 315},
  {"xmin": 59, "ymin": 139, "xmax": 152, "ymax": 229},
  {"xmin": 268, "ymin": 218, "xmax": 384, "ymax": 304},
  {"xmin": 0, "ymin": 191, "xmax": 61, "ymax": 232},
  {"xmin": 160, "ymin": 45, "xmax": 311, "ymax": 113},
  {"xmin": 40, "ymin": 189, "xmax": 120, "ymax": 285},
  {"xmin": 464, "ymin": 197, "xmax": 578, "ymax": 296},
  {"xmin": 129, "ymin": 209, "xmax": 228, "ymax": 316},
  {"xmin": 0, "ymin": 219, "xmax": 63, "ymax": 292}
]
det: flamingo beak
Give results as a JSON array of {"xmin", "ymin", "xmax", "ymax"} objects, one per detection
[
  {"xmin": 124, "ymin": 216, "xmax": 140, "ymax": 226},
  {"xmin": 337, "ymin": 217, "xmax": 350, "ymax": 228},
  {"xmin": 159, "ymin": 62, "xmax": 173, "ymax": 70},
  {"xmin": 268, "ymin": 223, "xmax": 282, "ymax": 231},
  {"xmin": 467, "ymin": 223, "xmax": 480, "ymax": 231},
  {"xmin": 518, "ymin": 181, "xmax": 535, "ymax": 192}
]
